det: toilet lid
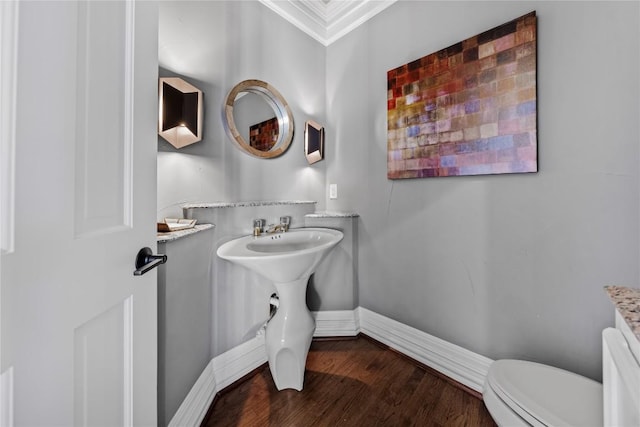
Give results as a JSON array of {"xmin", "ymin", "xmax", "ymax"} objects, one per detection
[{"xmin": 487, "ymin": 359, "xmax": 603, "ymax": 426}]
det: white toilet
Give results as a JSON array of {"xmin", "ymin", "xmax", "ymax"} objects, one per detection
[{"xmin": 483, "ymin": 359, "xmax": 603, "ymax": 426}]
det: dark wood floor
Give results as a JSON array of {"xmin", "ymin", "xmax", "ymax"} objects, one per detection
[{"xmin": 202, "ymin": 336, "xmax": 497, "ymax": 426}]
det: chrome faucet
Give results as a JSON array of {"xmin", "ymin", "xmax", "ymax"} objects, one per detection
[
  {"xmin": 265, "ymin": 216, "xmax": 291, "ymax": 234},
  {"xmin": 266, "ymin": 224, "xmax": 285, "ymax": 233}
]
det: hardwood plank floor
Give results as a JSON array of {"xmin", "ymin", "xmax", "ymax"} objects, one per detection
[{"xmin": 202, "ymin": 336, "xmax": 497, "ymax": 426}]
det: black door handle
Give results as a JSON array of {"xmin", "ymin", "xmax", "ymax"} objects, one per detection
[{"xmin": 133, "ymin": 247, "xmax": 167, "ymax": 276}]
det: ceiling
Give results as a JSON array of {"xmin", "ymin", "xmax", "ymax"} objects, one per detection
[{"xmin": 258, "ymin": 0, "xmax": 397, "ymax": 46}]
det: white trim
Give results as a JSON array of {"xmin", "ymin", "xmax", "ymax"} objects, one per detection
[
  {"xmin": 0, "ymin": 0, "xmax": 18, "ymax": 254},
  {"xmin": 123, "ymin": 297, "xmax": 133, "ymax": 427},
  {"xmin": 122, "ymin": 0, "xmax": 135, "ymax": 229},
  {"xmin": 168, "ymin": 362, "xmax": 216, "ymax": 427},
  {"xmin": 258, "ymin": 0, "xmax": 396, "ymax": 46},
  {"xmin": 0, "ymin": 367, "xmax": 13, "ymax": 427},
  {"xmin": 358, "ymin": 307, "xmax": 492, "ymax": 393},
  {"xmin": 324, "ymin": 0, "xmax": 397, "ymax": 46},
  {"xmin": 0, "ymin": 3, "xmax": 18, "ymax": 424},
  {"xmin": 603, "ymin": 327, "xmax": 640, "ymax": 426},
  {"xmin": 258, "ymin": 0, "xmax": 327, "ymax": 45},
  {"xmin": 312, "ymin": 310, "xmax": 359, "ymax": 337},
  {"xmin": 172, "ymin": 308, "xmax": 492, "ymax": 424},
  {"xmin": 168, "ymin": 336, "xmax": 267, "ymax": 427},
  {"xmin": 211, "ymin": 335, "xmax": 267, "ymax": 391}
]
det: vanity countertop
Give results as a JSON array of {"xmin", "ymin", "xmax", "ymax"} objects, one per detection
[
  {"xmin": 182, "ymin": 200, "xmax": 316, "ymax": 209},
  {"xmin": 157, "ymin": 224, "xmax": 214, "ymax": 243},
  {"xmin": 605, "ymin": 285, "xmax": 640, "ymax": 341},
  {"xmin": 306, "ymin": 211, "xmax": 359, "ymax": 218}
]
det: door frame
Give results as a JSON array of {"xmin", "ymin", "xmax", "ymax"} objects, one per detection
[{"xmin": 0, "ymin": 0, "xmax": 18, "ymax": 423}]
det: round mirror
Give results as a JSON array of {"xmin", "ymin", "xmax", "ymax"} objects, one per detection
[{"xmin": 223, "ymin": 79, "xmax": 294, "ymax": 158}]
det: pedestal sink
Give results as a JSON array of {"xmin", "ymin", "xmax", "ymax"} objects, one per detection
[{"xmin": 217, "ymin": 227, "xmax": 343, "ymax": 391}]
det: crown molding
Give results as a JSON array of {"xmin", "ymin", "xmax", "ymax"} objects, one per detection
[{"xmin": 258, "ymin": 0, "xmax": 397, "ymax": 46}]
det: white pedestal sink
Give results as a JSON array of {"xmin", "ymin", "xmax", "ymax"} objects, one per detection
[{"xmin": 217, "ymin": 227, "xmax": 343, "ymax": 391}]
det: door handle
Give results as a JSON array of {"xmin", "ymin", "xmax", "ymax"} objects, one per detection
[{"xmin": 133, "ymin": 247, "xmax": 167, "ymax": 276}]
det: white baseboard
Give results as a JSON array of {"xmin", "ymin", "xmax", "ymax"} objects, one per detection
[
  {"xmin": 313, "ymin": 310, "xmax": 359, "ymax": 337},
  {"xmin": 358, "ymin": 307, "xmax": 492, "ymax": 393},
  {"xmin": 211, "ymin": 334, "xmax": 267, "ymax": 390},
  {"xmin": 168, "ymin": 336, "xmax": 267, "ymax": 427},
  {"xmin": 172, "ymin": 307, "xmax": 492, "ymax": 425},
  {"xmin": 167, "ymin": 361, "xmax": 216, "ymax": 427}
]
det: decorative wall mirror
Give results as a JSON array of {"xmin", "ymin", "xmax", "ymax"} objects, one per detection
[
  {"xmin": 223, "ymin": 79, "xmax": 294, "ymax": 159},
  {"xmin": 304, "ymin": 120, "xmax": 324, "ymax": 164}
]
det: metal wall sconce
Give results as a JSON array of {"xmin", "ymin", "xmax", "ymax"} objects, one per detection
[
  {"xmin": 304, "ymin": 120, "xmax": 324, "ymax": 164},
  {"xmin": 158, "ymin": 77, "xmax": 203, "ymax": 148}
]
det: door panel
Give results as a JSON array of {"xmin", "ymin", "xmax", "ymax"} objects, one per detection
[
  {"xmin": 74, "ymin": 0, "xmax": 133, "ymax": 237},
  {"xmin": 1, "ymin": 1, "xmax": 159, "ymax": 425},
  {"xmin": 74, "ymin": 297, "xmax": 132, "ymax": 426}
]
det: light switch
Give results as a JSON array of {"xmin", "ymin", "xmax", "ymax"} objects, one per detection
[{"xmin": 329, "ymin": 184, "xmax": 338, "ymax": 199}]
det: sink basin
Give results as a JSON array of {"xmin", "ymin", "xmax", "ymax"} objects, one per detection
[
  {"xmin": 217, "ymin": 227, "xmax": 343, "ymax": 283},
  {"xmin": 216, "ymin": 227, "xmax": 343, "ymax": 391}
]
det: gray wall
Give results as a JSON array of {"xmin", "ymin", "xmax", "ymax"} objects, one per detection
[
  {"xmin": 157, "ymin": 228, "xmax": 214, "ymax": 426},
  {"xmin": 326, "ymin": 1, "xmax": 639, "ymax": 380},
  {"xmin": 305, "ymin": 216, "xmax": 359, "ymax": 311},
  {"xmin": 157, "ymin": 1, "xmax": 328, "ymax": 220},
  {"xmin": 159, "ymin": 1, "xmax": 640, "ymax": 382}
]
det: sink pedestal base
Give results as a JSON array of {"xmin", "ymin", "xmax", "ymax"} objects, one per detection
[{"xmin": 265, "ymin": 277, "xmax": 315, "ymax": 391}]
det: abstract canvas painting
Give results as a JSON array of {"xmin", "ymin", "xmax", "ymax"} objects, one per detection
[{"xmin": 387, "ymin": 12, "xmax": 537, "ymax": 179}]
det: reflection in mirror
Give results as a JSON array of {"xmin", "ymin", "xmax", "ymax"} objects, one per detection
[
  {"xmin": 305, "ymin": 120, "xmax": 324, "ymax": 164},
  {"xmin": 233, "ymin": 92, "xmax": 278, "ymax": 152},
  {"xmin": 249, "ymin": 117, "xmax": 278, "ymax": 151},
  {"xmin": 223, "ymin": 80, "xmax": 294, "ymax": 159}
]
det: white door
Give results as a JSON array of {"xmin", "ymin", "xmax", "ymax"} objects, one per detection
[{"xmin": 1, "ymin": 1, "xmax": 159, "ymax": 425}]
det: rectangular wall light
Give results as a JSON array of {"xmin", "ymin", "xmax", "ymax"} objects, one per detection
[
  {"xmin": 304, "ymin": 120, "xmax": 324, "ymax": 164},
  {"xmin": 158, "ymin": 77, "xmax": 203, "ymax": 148}
]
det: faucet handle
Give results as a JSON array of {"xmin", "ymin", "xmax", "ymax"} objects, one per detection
[
  {"xmin": 279, "ymin": 216, "xmax": 290, "ymax": 231},
  {"xmin": 253, "ymin": 218, "xmax": 266, "ymax": 232}
]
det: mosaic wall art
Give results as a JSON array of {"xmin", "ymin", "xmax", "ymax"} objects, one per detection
[{"xmin": 387, "ymin": 12, "xmax": 537, "ymax": 179}]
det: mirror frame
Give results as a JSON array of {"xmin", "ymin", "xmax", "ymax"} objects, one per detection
[{"xmin": 223, "ymin": 79, "xmax": 294, "ymax": 159}]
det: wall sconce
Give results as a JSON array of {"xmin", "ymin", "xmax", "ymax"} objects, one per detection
[
  {"xmin": 158, "ymin": 77, "xmax": 203, "ymax": 148},
  {"xmin": 304, "ymin": 120, "xmax": 324, "ymax": 164}
]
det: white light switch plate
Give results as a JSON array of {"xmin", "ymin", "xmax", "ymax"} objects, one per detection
[{"xmin": 329, "ymin": 184, "xmax": 338, "ymax": 199}]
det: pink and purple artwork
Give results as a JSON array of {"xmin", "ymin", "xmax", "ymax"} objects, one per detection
[{"xmin": 387, "ymin": 12, "xmax": 537, "ymax": 179}]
